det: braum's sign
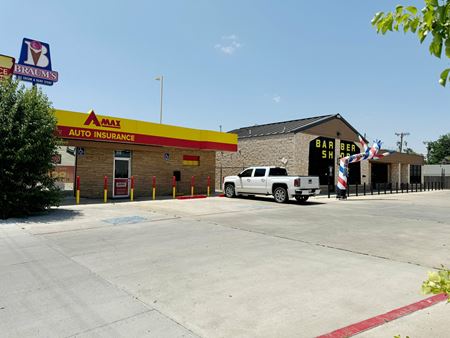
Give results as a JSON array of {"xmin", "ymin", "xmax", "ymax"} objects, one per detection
[{"xmin": 14, "ymin": 38, "xmax": 58, "ymax": 86}]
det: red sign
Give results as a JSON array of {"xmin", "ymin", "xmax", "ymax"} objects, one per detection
[
  {"xmin": 84, "ymin": 110, "xmax": 121, "ymax": 129},
  {"xmin": 114, "ymin": 178, "xmax": 129, "ymax": 196},
  {"xmin": 0, "ymin": 55, "xmax": 15, "ymax": 80}
]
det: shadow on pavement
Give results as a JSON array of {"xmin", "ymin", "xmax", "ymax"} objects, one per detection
[
  {"xmin": 3, "ymin": 208, "xmax": 83, "ymax": 224},
  {"xmin": 238, "ymin": 195, "xmax": 326, "ymax": 206}
]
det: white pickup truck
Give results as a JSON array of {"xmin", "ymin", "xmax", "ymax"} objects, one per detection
[{"xmin": 223, "ymin": 166, "xmax": 320, "ymax": 203}]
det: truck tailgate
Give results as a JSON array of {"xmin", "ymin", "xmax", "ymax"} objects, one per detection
[{"xmin": 299, "ymin": 176, "xmax": 319, "ymax": 189}]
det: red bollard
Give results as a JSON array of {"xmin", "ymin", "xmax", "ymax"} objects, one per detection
[
  {"xmin": 172, "ymin": 176, "xmax": 176, "ymax": 199},
  {"xmin": 76, "ymin": 176, "xmax": 80, "ymax": 204},
  {"xmin": 191, "ymin": 176, "xmax": 195, "ymax": 196}
]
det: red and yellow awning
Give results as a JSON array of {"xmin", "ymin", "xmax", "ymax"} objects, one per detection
[{"xmin": 55, "ymin": 109, "xmax": 237, "ymax": 152}]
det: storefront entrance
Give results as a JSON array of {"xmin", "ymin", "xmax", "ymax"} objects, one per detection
[
  {"xmin": 371, "ymin": 162, "xmax": 388, "ymax": 187},
  {"xmin": 113, "ymin": 150, "xmax": 131, "ymax": 198}
]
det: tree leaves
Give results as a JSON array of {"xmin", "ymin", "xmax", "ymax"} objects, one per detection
[
  {"xmin": 422, "ymin": 267, "xmax": 450, "ymax": 301},
  {"xmin": 429, "ymin": 34, "xmax": 443, "ymax": 57},
  {"xmin": 0, "ymin": 79, "xmax": 62, "ymax": 218},
  {"xmin": 372, "ymin": 0, "xmax": 450, "ymax": 86},
  {"xmin": 428, "ymin": 132, "xmax": 450, "ymax": 161}
]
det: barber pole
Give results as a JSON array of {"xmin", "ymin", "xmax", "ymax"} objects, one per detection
[
  {"xmin": 103, "ymin": 176, "xmax": 108, "ymax": 203},
  {"xmin": 337, "ymin": 136, "xmax": 392, "ymax": 199}
]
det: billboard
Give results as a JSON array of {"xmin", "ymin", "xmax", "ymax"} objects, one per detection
[
  {"xmin": 14, "ymin": 38, "xmax": 58, "ymax": 86},
  {"xmin": 0, "ymin": 54, "xmax": 15, "ymax": 80}
]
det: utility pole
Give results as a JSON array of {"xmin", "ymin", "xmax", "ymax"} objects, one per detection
[
  {"xmin": 423, "ymin": 141, "xmax": 432, "ymax": 163},
  {"xmin": 395, "ymin": 132, "xmax": 410, "ymax": 153},
  {"xmin": 155, "ymin": 76, "xmax": 164, "ymax": 123}
]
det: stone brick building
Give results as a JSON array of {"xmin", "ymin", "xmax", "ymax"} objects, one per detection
[
  {"xmin": 56, "ymin": 109, "xmax": 237, "ymax": 199},
  {"xmin": 216, "ymin": 114, "xmax": 424, "ymax": 190}
]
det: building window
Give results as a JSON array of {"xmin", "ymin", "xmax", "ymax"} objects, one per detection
[
  {"xmin": 114, "ymin": 150, "xmax": 131, "ymax": 158},
  {"xmin": 410, "ymin": 165, "xmax": 421, "ymax": 184}
]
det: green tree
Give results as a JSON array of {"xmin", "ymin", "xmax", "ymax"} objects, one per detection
[
  {"xmin": 372, "ymin": 0, "xmax": 450, "ymax": 86},
  {"xmin": 0, "ymin": 79, "xmax": 62, "ymax": 219},
  {"xmin": 428, "ymin": 133, "xmax": 450, "ymax": 163}
]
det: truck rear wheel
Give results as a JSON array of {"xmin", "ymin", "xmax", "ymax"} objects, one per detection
[
  {"xmin": 295, "ymin": 196, "xmax": 309, "ymax": 203},
  {"xmin": 224, "ymin": 184, "xmax": 236, "ymax": 198},
  {"xmin": 273, "ymin": 186, "xmax": 288, "ymax": 203}
]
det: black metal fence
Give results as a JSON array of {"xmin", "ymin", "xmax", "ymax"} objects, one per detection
[{"xmin": 325, "ymin": 181, "xmax": 445, "ymax": 198}]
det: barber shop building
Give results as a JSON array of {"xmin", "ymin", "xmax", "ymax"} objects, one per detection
[{"xmin": 216, "ymin": 114, "xmax": 424, "ymax": 190}]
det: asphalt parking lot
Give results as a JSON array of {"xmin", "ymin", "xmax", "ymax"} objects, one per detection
[{"xmin": 1, "ymin": 191, "xmax": 450, "ymax": 337}]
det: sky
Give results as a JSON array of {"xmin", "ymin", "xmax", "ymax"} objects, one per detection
[{"xmin": 1, "ymin": 0, "xmax": 449, "ymax": 154}]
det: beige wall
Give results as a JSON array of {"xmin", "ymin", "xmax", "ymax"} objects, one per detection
[
  {"xmin": 401, "ymin": 163, "xmax": 410, "ymax": 184},
  {"xmin": 216, "ymin": 133, "xmax": 298, "ymax": 188},
  {"xmin": 73, "ymin": 141, "xmax": 215, "ymax": 198},
  {"xmin": 390, "ymin": 163, "xmax": 401, "ymax": 184}
]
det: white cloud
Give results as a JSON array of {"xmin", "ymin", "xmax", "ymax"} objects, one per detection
[
  {"xmin": 215, "ymin": 35, "xmax": 242, "ymax": 55},
  {"xmin": 272, "ymin": 95, "xmax": 281, "ymax": 103}
]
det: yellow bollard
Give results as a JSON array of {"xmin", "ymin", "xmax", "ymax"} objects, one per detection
[
  {"xmin": 152, "ymin": 176, "xmax": 156, "ymax": 200},
  {"xmin": 103, "ymin": 176, "xmax": 108, "ymax": 203},
  {"xmin": 172, "ymin": 176, "xmax": 176, "ymax": 199},
  {"xmin": 76, "ymin": 176, "xmax": 80, "ymax": 205},
  {"xmin": 207, "ymin": 176, "xmax": 211, "ymax": 197},
  {"xmin": 130, "ymin": 176, "xmax": 134, "ymax": 201},
  {"xmin": 191, "ymin": 176, "xmax": 195, "ymax": 196}
]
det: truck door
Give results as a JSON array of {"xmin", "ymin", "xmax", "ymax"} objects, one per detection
[
  {"xmin": 237, "ymin": 168, "xmax": 254, "ymax": 193},
  {"xmin": 246, "ymin": 168, "xmax": 267, "ymax": 194}
]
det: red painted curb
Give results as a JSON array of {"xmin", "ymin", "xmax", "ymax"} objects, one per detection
[
  {"xmin": 176, "ymin": 195, "xmax": 207, "ymax": 200},
  {"xmin": 317, "ymin": 293, "xmax": 448, "ymax": 338}
]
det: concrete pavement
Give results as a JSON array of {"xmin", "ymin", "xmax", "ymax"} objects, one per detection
[{"xmin": 1, "ymin": 190, "xmax": 449, "ymax": 337}]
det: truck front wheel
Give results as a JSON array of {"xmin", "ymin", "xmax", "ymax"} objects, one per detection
[
  {"xmin": 224, "ymin": 184, "xmax": 236, "ymax": 198},
  {"xmin": 273, "ymin": 186, "xmax": 288, "ymax": 203}
]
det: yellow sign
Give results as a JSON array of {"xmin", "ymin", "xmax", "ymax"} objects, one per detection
[
  {"xmin": 340, "ymin": 141, "xmax": 358, "ymax": 158},
  {"xmin": 0, "ymin": 54, "xmax": 15, "ymax": 80},
  {"xmin": 56, "ymin": 109, "xmax": 237, "ymax": 152},
  {"xmin": 315, "ymin": 138, "xmax": 334, "ymax": 159}
]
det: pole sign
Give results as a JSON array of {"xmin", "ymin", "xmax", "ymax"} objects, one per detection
[
  {"xmin": 0, "ymin": 55, "xmax": 15, "ymax": 80},
  {"xmin": 14, "ymin": 38, "xmax": 58, "ymax": 86}
]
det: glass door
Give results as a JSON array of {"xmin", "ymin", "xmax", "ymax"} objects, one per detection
[{"xmin": 113, "ymin": 155, "xmax": 131, "ymax": 198}]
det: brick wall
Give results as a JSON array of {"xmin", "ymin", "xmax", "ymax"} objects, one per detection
[
  {"xmin": 75, "ymin": 143, "xmax": 215, "ymax": 198},
  {"xmin": 215, "ymin": 133, "xmax": 297, "ymax": 189},
  {"xmin": 215, "ymin": 131, "xmax": 370, "ymax": 190}
]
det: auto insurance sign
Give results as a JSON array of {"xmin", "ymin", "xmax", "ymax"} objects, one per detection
[{"xmin": 14, "ymin": 38, "xmax": 58, "ymax": 86}]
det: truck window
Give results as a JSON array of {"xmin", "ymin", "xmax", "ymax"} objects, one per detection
[
  {"xmin": 240, "ymin": 168, "xmax": 253, "ymax": 177},
  {"xmin": 269, "ymin": 168, "xmax": 288, "ymax": 176},
  {"xmin": 254, "ymin": 168, "xmax": 266, "ymax": 177}
]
